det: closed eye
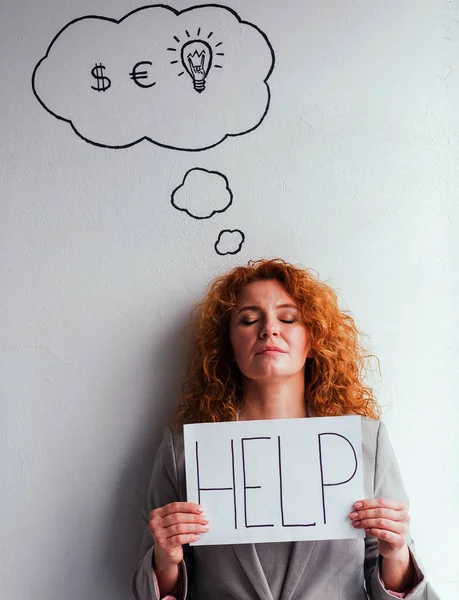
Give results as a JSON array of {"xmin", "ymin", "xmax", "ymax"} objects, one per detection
[{"xmin": 241, "ymin": 319, "xmax": 296, "ymax": 326}]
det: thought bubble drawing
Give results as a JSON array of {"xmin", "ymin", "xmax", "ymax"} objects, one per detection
[
  {"xmin": 215, "ymin": 229, "xmax": 245, "ymax": 255},
  {"xmin": 171, "ymin": 168, "xmax": 232, "ymax": 219},
  {"xmin": 32, "ymin": 4, "xmax": 275, "ymax": 151}
]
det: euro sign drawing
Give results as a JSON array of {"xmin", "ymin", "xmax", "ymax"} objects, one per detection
[
  {"xmin": 129, "ymin": 61, "xmax": 156, "ymax": 88},
  {"xmin": 91, "ymin": 63, "xmax": 111, "ymax": 92}
]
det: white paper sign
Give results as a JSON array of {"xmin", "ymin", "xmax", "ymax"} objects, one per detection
[{"xmin": 184, "ymin": 416, "xmax": 364, "ymax": 545}]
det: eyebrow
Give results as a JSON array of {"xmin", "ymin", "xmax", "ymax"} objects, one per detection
[{"xmin": 236, "ymin": 303, "xmax": 299, "ymax": 315}]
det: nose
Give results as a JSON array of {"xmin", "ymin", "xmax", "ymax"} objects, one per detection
[{"xmin": 259, "ymin": 318, "xmax": 279, "ymax": 338}]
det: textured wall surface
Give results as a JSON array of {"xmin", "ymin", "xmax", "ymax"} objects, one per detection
[{"xmin": 1, "ymin": 1, "xmax": 458, "ymax": 598}]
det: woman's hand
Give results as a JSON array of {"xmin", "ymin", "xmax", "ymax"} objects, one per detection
[
  {"xmin": 349, "ymin": 497, "xmax": 410, "ymax": 560},
  {"xmin": 149, "ymin": 502, "xmax": 209, "ymax": 570}
]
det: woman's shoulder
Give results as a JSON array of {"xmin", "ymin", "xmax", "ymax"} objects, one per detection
[
  {"xmin": 361, "ymin": 415, "xmax": 382, "ymax": 434},
  {"xmin": 360, "ymin": 416, "xmax": 386, "ymax": 460},
  {"xmin": 360, "ymin": 416, "xmax": 390, "ymax": 438},
  {"xmin": 160, "ymin": 425, "xmax": 185, "ymax": 462},
  {"xmin": 360, "ymin": 416, "xmax": 398, "ymax": 468}
]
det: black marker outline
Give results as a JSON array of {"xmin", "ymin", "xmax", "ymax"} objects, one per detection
[
  {"xmin": 241, "ymin": 437, "xmax": 274, "ymax": 528},
  {"xmin": 231, "ymin": 438, "xmax": 237, "ymax": 530},
  {"xmin": 31, "ymin": 4, "xmax": 276, "ymax": 152},
  {"xmin": 195, "ymin": 439, "xmax": 237, "ymax": 529},
  {"xmin": 171, "ymin": 167, "xmax": 233, "ymax": 219},
  {"xmin": 129, "ymin": 60, "xmax": 157, "ymax": 88},
  {"xmin": 277, "ymin": 436, "xmax": 316, "ymax": 528},
  {"xmin": 318, "ymin": 432, "xmax": 358, "ymax": 525},
  {"xmin": 180, "ymin": 38, "xmax": 214, "ymax": 85},
  {"xmin": 214, "ymin": 229, "xmax": 245, "ymax": 255}
]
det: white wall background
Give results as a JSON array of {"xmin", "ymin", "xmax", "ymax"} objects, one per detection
[{"xmin": 1, "ymin": 1, "xmax": 458, "ymax": 598}]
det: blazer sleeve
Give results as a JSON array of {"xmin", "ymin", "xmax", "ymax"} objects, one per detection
[
  {"xmin": 364, "ymin": 420, "xmax": 428, "ymax": 600},
  {"xmin": 132, "ymin": 427, "xmax": 193, "ymax": 600}
]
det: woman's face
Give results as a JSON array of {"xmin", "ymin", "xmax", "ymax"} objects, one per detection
[{"xmin": 229, "ymin": 279, "xmax": 312, "ymax": 382}]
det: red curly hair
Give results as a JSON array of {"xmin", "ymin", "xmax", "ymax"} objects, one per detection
[{"xmin": 173, "ymin": 258, "xmax": 380, "ymax": 426}]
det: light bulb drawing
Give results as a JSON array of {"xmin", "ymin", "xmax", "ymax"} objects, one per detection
[
  {"xmin": 181, "ymin": 40, "xmax": 212, "ymax": 93},
  {"xmin": 168, "ymin": 29, "xmax": 224, "ymax": 93}
]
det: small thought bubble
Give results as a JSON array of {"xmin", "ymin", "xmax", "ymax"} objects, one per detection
[
  {"xmin": 215, "ymin": 229, "xmax": 245, "ymax": 255},
  {"xmin": 171, "ymin": 168, "xmax": 232, "ymax": 219}
]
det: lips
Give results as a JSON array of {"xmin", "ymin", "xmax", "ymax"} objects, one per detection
[{"xmin": 256, "ymin": 346, "xmax": 287, "ymax": 355}]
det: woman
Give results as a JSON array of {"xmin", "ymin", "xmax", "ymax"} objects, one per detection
[{"xmin": 133, "ymin": 259, "xmax": 429, "ymax": 599}]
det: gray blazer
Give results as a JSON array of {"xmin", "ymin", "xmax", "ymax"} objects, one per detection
[{"xmin": 132, "ymin": 418, "xmax": 433, "ymax": 600}]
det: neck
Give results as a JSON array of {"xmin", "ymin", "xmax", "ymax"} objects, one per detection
[{"xmin": 239, "ymin": 372, "xmax": 307, "ymax": 420}]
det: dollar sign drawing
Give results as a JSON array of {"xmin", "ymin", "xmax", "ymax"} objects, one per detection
[{"xmin": 91, "ymin": 63, "xmax": 111, "ymax": 92}]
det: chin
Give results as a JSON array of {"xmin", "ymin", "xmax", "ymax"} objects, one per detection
[{"xmin": 245, "ymin": 370, "xmax": 292, "ymax": 381}]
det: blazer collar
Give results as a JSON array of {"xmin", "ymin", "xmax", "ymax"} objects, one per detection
[
  {"xmin": 231, "ymin": 544, "xmax": 273, "ymax": 600},
  {"xmin": 231, "ymin": 540, "xmax": 316, "ymax": 600},
  {"xmin": 279, "ymin": 541, "xmax": 316, "ymax": 600}
]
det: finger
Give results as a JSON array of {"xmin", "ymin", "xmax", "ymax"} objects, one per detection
[
  {"xmin": 157, "ymin": 532, "xmax": 201, "ymax": 552},
  {"xmin": 349, "ymin": 507, "xmax": 409, "ymax": 522},
  {"xmin": 152, "ymin": 502, "xmax": 203, "ymax": 520},
  {"xmin": 166, "ymin": 533, "xmax": 202, "ymax": 547},
  {"xmin": 149, "ymin": 515, "xmax": 208, "ymax": 538},
  {"xmin": 352, "ymin": 498, "xmax": 407, "ymax": 512},
  {"xmin": 364, "ymin": 528, "xmax": 405, "ymax": 546},
  {"xmin": 352, "ymin": 518, "xmax": 407, "ymax": 535},
  {"xmin": 163, "ymin": 522, "xmax": 210, "ymax": 539},
  {"xmin": 161, "ymin": 512, "xmax": 209, "ymax": 528}
]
